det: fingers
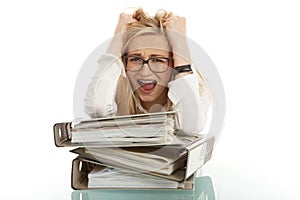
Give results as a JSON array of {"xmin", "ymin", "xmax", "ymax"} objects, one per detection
[
  {"xmin": 114, "ymin": 13, "xmax": 136, "ymax": 35},
  {"xmin": 119, "ymin": 13, "xmax": 136, "ymax": 24},
  {"xmin": 164, "ymin": 16, "xmax": 189, "ymax": 59},
  {"xmin": 164, "ymin": 16, "xmax": 186, "ymax": 34}
]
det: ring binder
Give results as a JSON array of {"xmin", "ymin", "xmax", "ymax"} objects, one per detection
[
  {"xmin": 53, "ymin": 111, "xmax": 215, "ymax": 190},
  {"xmin": 69, "ymin": 136, "xmax": 214, "ymax": 189},
  {"xmin": 53, "ymin": 111, "xmax": 183, "ymax": 147},
  {"xmin": 71, "ymin": 157, "xmax": 196, "ymax": 190}
]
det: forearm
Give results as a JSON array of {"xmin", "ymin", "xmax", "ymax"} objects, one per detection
[
  {"xmin": 168, "ymin": 74, "xmax": 207, "ymax": 135},
  {"xmin": 106, "ymin": 34, "xmax": 123, "ymax": 57},
  {"xmin": 171, "ymin": 40, "xmax": 191, "ymax": 67},
  {"xmin": 84, "ymin": 54, "xmax": 125, "ymax": 118}
]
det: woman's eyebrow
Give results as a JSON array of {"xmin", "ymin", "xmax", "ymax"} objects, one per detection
[
  {"xmin": 126, "ymin": 53, "xmax": 147, "ymax": 58},
  {"xmin": 127, "ymin": 53, "xmax": 142, "ymax": 57},
  {"xmin": 149, "ymin": 54, "xmax": 168, "ymax": 57},
  {"xmin": 126, "ymin": 53, "xmax": 168, "ymax": 58}
]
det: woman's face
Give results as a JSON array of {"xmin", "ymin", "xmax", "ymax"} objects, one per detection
[{"xmin": 125, "ymin": 34, "xmax": 172, "ymax": 105}]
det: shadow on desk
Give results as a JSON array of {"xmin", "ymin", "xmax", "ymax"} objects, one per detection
[{"xmin": 71, "ymin": 176, "xmax": 215, "ymax": 200}]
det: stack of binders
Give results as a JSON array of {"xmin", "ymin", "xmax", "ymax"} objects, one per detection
[{"xmin": 53, "ymin": 111, "xmax": 214, "ymax": 190}]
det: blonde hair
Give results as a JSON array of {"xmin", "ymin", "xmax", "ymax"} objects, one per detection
[
  {"xmin": 115, "ymin": 8, "xmax": 210, "ymax": 115},
  {"xmin": 122, "ymin": 8, "xmax": 172, "ymax": 55}
]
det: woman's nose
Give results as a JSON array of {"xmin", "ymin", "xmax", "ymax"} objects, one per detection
[{"xmin": 140, "ymin": 63, "xmax": 152, "ymax": 76}]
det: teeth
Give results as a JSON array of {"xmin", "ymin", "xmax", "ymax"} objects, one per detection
[
  {"xmin": 138, "ymin": 79, "xmax": 157, "ymax": 85},
  {"xmin": 142, "ymin": 80, "xmax": 154, "ymax": 84}
]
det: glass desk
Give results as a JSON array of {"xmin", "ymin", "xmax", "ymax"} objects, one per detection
[{"xmin": 71, "ymin": 176, "xmax": 215, "ymax": 200}]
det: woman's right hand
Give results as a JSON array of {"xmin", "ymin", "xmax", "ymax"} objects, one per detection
[
  {"xmin": 107, "ymin": 13, "xmax": 136, "ymax": 56},
  {"xmin": 114, "ymin": 13, "xmax": 136, "ymax": 35}
]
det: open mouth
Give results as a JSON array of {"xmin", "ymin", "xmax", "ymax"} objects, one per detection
[{"xmin": 137, "ymin": 79, "xmax": 157, "ymax": 93}]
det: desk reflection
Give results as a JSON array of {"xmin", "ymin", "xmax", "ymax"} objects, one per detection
[{"xmin": 71, "ymin": 176, "xmax": 215, "ymax": 200}]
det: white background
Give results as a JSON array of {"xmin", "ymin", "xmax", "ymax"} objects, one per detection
[{"xmin": 0, "ymin": 0, "xmax": 299, "ymax": 199}]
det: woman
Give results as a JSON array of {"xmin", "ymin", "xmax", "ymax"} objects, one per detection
[{"xmin": 84, "ymin": 8, "xmax": 211, "ymax": 135}]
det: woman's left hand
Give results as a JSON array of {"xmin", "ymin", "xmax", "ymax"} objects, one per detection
[
  {"xmin": 165, "ymin": 16, "xmax": 191, "ymax": 68},
  {"xmin": 164, "ymin": 16, "xmax": 187, "ymax": 48}
]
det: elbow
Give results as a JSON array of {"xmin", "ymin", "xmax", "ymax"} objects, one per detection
[
  {"xmin": 84, "ymin": 99, "xmax": 117, "ymax": 118},
  {"xmin": 95, "ymin": 103, "xmax": 117, "ymax": 117},
  {"xmin": 180, "ymin": 112, "xmax": 207, "ymax": 136},
  {"xmin": 176, "ymin": 98, "xmax": 207, "ymax": 136}
]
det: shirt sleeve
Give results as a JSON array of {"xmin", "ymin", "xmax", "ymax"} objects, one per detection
[
  {"xmin": 168, "ymin": 73, "xmax": 210, "ymax": 135},
  {"xmin": 84, "ymin": 54, "xmax": 126, "ymax": 118}
]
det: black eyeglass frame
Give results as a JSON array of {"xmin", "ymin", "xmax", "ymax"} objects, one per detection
[{"xmin": 123, "ymin": 55, "xmax": 172, "ymax": 73}]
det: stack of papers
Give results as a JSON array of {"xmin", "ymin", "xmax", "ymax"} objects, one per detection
[
  {"xmin": 88, "ymin": 166, "xmax": 180, "ymax": 189},
  {"xmin": 71, "ymin": 145, "xmax": 188, "ymax": 175},
  {"xmin": 53, "ymin": 111, "xmax": 213, "ymax": 190},
  {"xmin": 71, "ymin": 111, "xmax": 177, "ymax": 145}
]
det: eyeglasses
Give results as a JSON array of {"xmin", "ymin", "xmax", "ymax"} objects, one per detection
[{"xmin": 124, "ymin": 56, "xmax": 171, "ymax": 73}]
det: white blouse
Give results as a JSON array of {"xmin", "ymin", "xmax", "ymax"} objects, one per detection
[{"xmin": 84, "ymin": 54, "xmax": 210, "ymax": 135}]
